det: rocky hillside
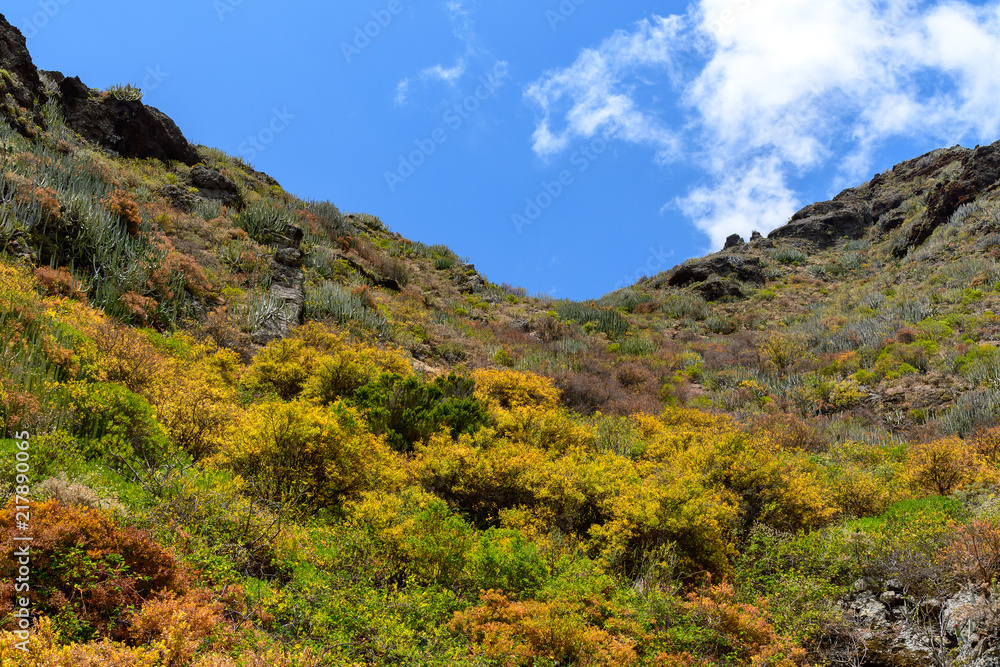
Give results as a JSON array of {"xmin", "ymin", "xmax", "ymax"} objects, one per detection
[{"xmin": 6, "ymin": 10, "xmax": 1000, "ymax": 666}]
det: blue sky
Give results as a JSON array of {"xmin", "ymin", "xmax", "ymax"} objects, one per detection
[{"xmin": 7, "ymin": 0, "xmax": 1000, "ymax": 299}]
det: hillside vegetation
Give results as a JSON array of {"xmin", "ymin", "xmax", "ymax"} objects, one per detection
[{"xmin": 4, "ymin": 12, "xmax": 1000, "ymax": 667}]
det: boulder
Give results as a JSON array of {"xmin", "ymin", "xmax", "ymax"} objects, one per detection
[
  {"xmin": 696, "ymin": 276, "xmax": 744, "ymax": 301},
  {"xmin": 724, "ymin": 233, "xmax": 744, "ymax": 249},
  {"xmin": 667, "ymin": 255, "xmax": 765, "ymax": 288},
  {"xmin": 190, "ymin": 165, "xmax": 241, "ymax": 206}
]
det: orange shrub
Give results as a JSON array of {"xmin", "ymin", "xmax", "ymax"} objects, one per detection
[
  {"xmin": 679, "ymin": 582, "xmax": 809, "ymax": 666},
  {"xmin": 0, "ymin": 498, "xmax": 188, "ymax": 642},
  {"xmin": 450, "ymin": 590, "xmax": 639, "ymax": 667}
]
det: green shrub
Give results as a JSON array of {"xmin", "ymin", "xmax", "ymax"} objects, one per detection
[
  {"xmin": 555, "ymin": 301, "xmax": 629, "ymax": 339},
  {"xmin": 466, "ymin": 528, "xmax": 548, "ymax": 598},
  {"xmin": 769, "ymin": 247, "xmax": 808, "ymax": 265},
  {"xmin": 353, "ymin": 373, "xmax": 489, "ymax": 453}
]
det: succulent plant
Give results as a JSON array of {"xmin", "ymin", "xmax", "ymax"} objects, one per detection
[{"xmin": 107, "ymin": 83, "xmax": 144, "ymax": 102}]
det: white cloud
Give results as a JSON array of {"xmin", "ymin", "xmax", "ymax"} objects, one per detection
[
  {"xmin": 524, "ymin": 0, "xmax": 1000, "ymax": 248},
  {"xmin": 524, "ymin": 16, "xmax": 684, "ymax": 163},
  {"xmin": 677, "ymin": 157, "xmax": 800, "ymax": 249},
  {"xmin": 421, "ymin": 61, "xmax": 467, "ymax": 84},
  {"xmin": 394, "ymin": 78, "xmax": 411, "ymax": 106},
  {"xmin": 395, "ymin": 0, "xmax": 504, "ymax": 106}
]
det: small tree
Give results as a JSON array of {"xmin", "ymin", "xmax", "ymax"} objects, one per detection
[{"xmin": 906, "ymin": 436, "xmax": 978, "ymax": 496}]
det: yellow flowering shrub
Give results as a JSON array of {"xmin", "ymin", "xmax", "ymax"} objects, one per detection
[
  {"xmin": 472, "ymin": 369, "xmax": 561, "ymax": 412},
  {"xmin": 211, "ymin": 399, "xmax": 396, "ymax": 511}
]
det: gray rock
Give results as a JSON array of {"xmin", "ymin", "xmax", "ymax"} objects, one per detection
[
  {"xmin": 856, "ymin": 599, "xmax": 890, "ymax": 628},
  {"xmin": 852, "ymin": 577, "xmax": 877, "ymax": 593},
  {"xmin": 880, "ymin": 590, "xmax": 905, "ymax": 607},
  {"xmin": 884, "ymin": 578, "xmax": 904, "ymax": 592},
  {"xmin": 275, "ymin": 247, "xmax": 303, "ymax": 267}
]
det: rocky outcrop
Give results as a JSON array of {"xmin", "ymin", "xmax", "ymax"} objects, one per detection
[
  {"xmin": 768, "ymin": 189, "xmax": 871, "ymax": 249},
  {"xmin": 251, "ymin": 227, "xmax": 306, "ymax": 346},
  {"xmin": 0, "ymin": 15, "xmax": 46, "ymax": 134},
  {"xmin": 190, "ymin": 165, "xmax": 241, "ymax": 207},
  {"xmin": 667, "ymin": 255, "xmax": 766, "ymax": 288},
  {"xmin": 44, "ymin": 72, "xmax": 200, "ymax": 165},
  {"xmin": 838, "ymin": 577, "xmax": 1000, "ymax": 667},
  {"xmin": 724, "ymin": 233, "xmax": 744, "ymax": 249},
  {"xmin": 906, "ymin": 141, "xmax": 1000, "ymax": 254}
]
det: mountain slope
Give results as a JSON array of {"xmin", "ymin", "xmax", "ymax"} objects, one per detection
[{"xmin": 5, "ymin": 12, "xmax": 1000, "ymax": 666}]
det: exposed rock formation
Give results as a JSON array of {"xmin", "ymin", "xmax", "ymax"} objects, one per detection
[
  {"xmin": 251, "ymin": 227, "xmax": 306, "ymax": 346},
  {"xmin": 0, "ymin": 15, "xmax": 46, "ymax": 134},
  {"xmin": 44, "ymin": 71, "xmax": 200, "ymax": 165},
  {"xmin": 768, "ymin": 189, "xmax": 871, "ymax": 249}
]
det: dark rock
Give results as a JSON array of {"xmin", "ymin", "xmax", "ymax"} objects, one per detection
[
  {"xmin": 696, "ymin": 276, "xmax": 744, "ymax": 301},
  {"xmin": 768, "ymin": 201, "xmax": 870, "ymax": 249},
  {"xmin": 872, "ymin": 191, "xmax": 906, "ymax": 220},
  {"xmin": 750, "ymin": 230, "xmax": 764, "ymax": 242},
  {"xmin": 0, "ymin": 15, "xmax": 46, "ymax": 134},
  {"xmin": 157, "ymin": 185, "xmax": 200, "ymax": 212},
  {"xmin": 880, "ymin": 590, "xmax": 905, "ymax": 607},
  {"xmin": 190, "ymin": 165, "xmax": 241, "ymax": 206},
  {"xmin": 55, "ymin": 75, "xmax": 200, "ymax": 165},
  {"xmin": 459, "ymin": 273, "xmax": 487, "ymax": 295},
  {"xmin": 667, "ymin": 255, "xmax": 765, "ymax": 288},
  {"xmin": 894, "ymin": 141, "xmax": 1000, "ymax": 257},
  {"xmin": 724, "ymin": 233, "xmax": 745, "ymax": 249},
  {"xmin": 510, "ymin": 318, "xmax": 530, "ymax": 332}
]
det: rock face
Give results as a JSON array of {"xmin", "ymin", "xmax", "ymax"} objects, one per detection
[
  {"xmin": 907, "ymin": 142, "xmax": 1000, "ymax": 253},
  {"xmin": 668, "ymin": 255, "xmax": 766, "ymax": 288},
  {"xmin": 0, "ymin": 15, "xmax": 46, "ymax": 134},
  {"xmin": 724, "ymin": 233, "xmax": 744, "ymax": 249},
  {"xmin": 768, "ymin": 190, "xmax": 871, "ymax": 249},
  {"xmin": 251, "ymin": 227, "xmax": 306, "ymax": 346},
  {"xmin": 839, "ymin": 577, "xmax": 1000, "ymax": 667},
  {"xmin": 190, "ymin": 165, "xmax": 241, "ymax": 207},
  {"xmin": 45, "ymin": 72, "xmax": 200, "ymax": 165}
]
